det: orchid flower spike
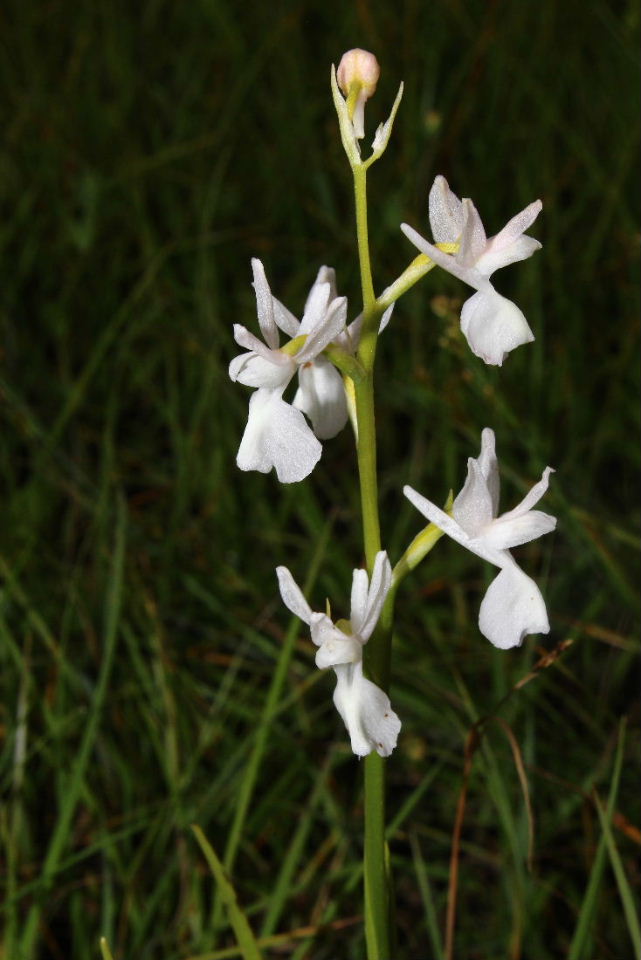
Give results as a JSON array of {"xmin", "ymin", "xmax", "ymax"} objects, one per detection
[
  {"xmin": 404, "ymin": 429, "xmax": 556, "ymax": 649},
  {"xmin": 276, "ymin": 551, "xmax": 401, "ymax": 757},
  {"xmin": 229, "ymin": 259, "xmax": 349, "ymax": 483},
  {"xmin": 401, "ymin": 176, "xmax": 543, "ymax": 365}
]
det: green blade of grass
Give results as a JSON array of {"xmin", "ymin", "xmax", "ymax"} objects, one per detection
[
  {"xmin": 99, "ymin": 937, "xmax": 115, "ymax": 960},
  {"xmin": 386, "ymin": 759, "xmax": 445, "ymax": 838},
  {"xmin": 567, "ymin": 718, "xmax": 627, "ymax": 960},
  {"xmin": 260, "ymin": 752, "xmax": 335, "ymax": 938},
  {"xmin": 19, "ymin": 497, "xmax": 126, "ymax": 959},
  {"xmin": 212, "ymin": 513, "xmax": 333, "ymax": 929},
  {"xmin": 594, "ymin": 790, "xmax": 641, "ymax": 958},
  {"xmin": 191, "ymin": 824, "xmax": 263, "ymax": 960},
  {"xmin": 409, "ymin": 828, "xmax": 446, "ymax": 960}
]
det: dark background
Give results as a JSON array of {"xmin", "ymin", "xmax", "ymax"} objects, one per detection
[{"xmin": 1, "ymin": 1, "xmax": 639, "ymax": 958}]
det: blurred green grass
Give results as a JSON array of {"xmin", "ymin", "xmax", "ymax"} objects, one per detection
[{"xmin": 1, "ymin": 0, "xmax": 639, "ymax": 958}]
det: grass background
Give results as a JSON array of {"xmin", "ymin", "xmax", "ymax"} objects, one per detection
[{"xmin": 1, "ymin": 0, "xmax": 639, "ymax": 958}]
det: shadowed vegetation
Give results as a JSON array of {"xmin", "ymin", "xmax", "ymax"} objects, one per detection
[{"xmin": 1, "ymin": 1, "xmax": 639, "ymax": 958}]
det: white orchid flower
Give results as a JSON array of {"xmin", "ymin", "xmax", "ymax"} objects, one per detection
[
  {"xmin": 229, "ymin": 259, "xmax": 349, "ymax": 482},
  {"xmin": 404, "ymin": 429, "xmax": 556, "ymax": 649},
  {"xmin": 401, "ymin": 176, "xmax": 542, "ymax": 366},
  {"xmin": 276, "ymin": 551, "xmax": 401, "ymax": 757}
]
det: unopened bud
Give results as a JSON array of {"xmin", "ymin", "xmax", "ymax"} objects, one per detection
[
  {"xmin": 336, "ymin": 49, "xmax": 380, "ymax": 139},
  {"xmin": 337, "ymin": 49, "xmax": 380, "ymax": 96}
]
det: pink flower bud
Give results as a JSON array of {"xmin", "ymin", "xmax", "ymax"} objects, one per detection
[
  {"xmin": 336, "ymin": 49, "xmax": 380, "ymax": 97},
  {"xmin": 336, "ymin": 49, "xmax": 380, "ymax": 138}
]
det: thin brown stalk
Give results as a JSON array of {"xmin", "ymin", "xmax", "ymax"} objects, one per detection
[
  {"xmin": 494, "ymin": 716, "xmax": 535, "ymax": 873},
  {"xmin": 445, "ymin": 727, "xmax": 479, "ymax": 960}
]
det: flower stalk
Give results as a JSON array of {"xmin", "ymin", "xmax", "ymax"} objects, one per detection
[
  {"xmin": 228, "ymin": 46, "xmax": 554, "ymax": 960},
  {"xmin": 350, "ymin": 112, "xmax": 394, "ymax": 960}
]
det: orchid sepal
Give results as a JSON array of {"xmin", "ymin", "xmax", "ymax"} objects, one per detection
[
  {"xmin": 331, "ymin": 64, "xmax": 362, "ymax": 166},
  {"xmin": 363, "ymin": 81, "xmax": 404, "ymax": 169}
]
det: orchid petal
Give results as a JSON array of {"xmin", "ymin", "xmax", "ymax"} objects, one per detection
[
  {"xmin": 276, "ymin": 566, "xmax": 313, "ymax": 624},
  {"xmin": 251, "ymin": 259, "xmax": 279, "ymax": 349},
  {"xmin": 349, "ymin": 569, "xmax": 369, "ymax": 636},
  {"xmin": 457, "ymin": 199, "xmax": 487, "ymax": 267},
  {"xmin": 482, "ymin": 200, "xmax": 542, "ymax": 263},
  {"xmin": 232, "ymin": 324, "xmax": 287, "ymax": 363},
  {"xmin": 404, "ymin": 486, "xmax": 471, "ymax": 547},
  {"xmin": 460, "ymin": 289, "xmax": 534, "ymax": 366},
  {"xmin": 479, "ymin": 564, "xmax": 550, "ymax": 649},
  {"xmin": 404, "ymin": 485, "xmax": 500, "ymax": 568},
  {"xmin": 499, "ymin": 198, "xmax": 542, "ymax": 239},
  {"xmin": 298, "ymin": 282, "xmax": 330, "ymax": 336},
  {"xmin": 476, "ymin": 234, "xmax": 542, "ymax": 276},
  {"xmin": 308, "ymin": 266, "xmax": 338, "ymax": 304},
  {"xmin": 400, "ymin": 224, "xmax": 487, "ymax": 291},
  {"xmin": 272, "ymin": 297, "xmax": 300, "ymax": 338},
  {"xmin": 332, "ymin": 662, "xmax": 401, "ymax": 758},
  {"xmin": 295, "ymin": 297, "xmax": 348, "ymax": 362},
  {"xmin": 309, "ymin": 612, "xmax": 346, "ymax": 649},
  {"xmin": 358, "ymin": 551, "xmax": 392, "ymax": 641},
  {"xmin": 453, "ymin": 459, "xmax": 496, "ymax": 535},
  {"xmin": 232, "ymin": 324, "xmax": 272, "ymax": 357},
  {"xmin": 293, "ymin": 357, "xmax": 348, "ymax": 439},
  {"xmin": 229, "ymin": 352, "xmax": 295, "ymax": 389},
  {"xmin": 428, "ymin": 175, "xmax": 464, "ymax": 243},
  {"xmin": 236, "ymin": 389, "xmax": 278, "ymax": 476},
  {"xmin": 499, "ymin": 467, "xmax": 555, "ymax": 520},
  {"xmin": 236, "ymin": 389, "xmax": 321, "ymax": 483},
  {"xmin": 315, "ymin": 631, "xmax": 362, "ymax": 669},
  {"xmin": 483, "ymin": 510, "xmax": 557, "ymax": 550},
  {"xmin": 477, "ymin": 428, "xmax": 500, "ymax": 517}
]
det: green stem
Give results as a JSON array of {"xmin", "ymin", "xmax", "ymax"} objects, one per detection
[
  {"xmin": 351, "ymin": 157, "xmax": 392, "ymax": 960},
  {"xmin": 363, "ymin": 752, "xmax": 389, "ymax": 958},
  {"xmin": 362, "ymin": 592, "xmax": 397, "ymax": 959},
  {"xmin": 354, "ymin": 376, "xmax": 381, "ymax": 566},
  {"xmin": 353, "ymin": 371, "xmax": 392, "ymax": 960},
  {"xmin": 354, "ymin": 166, "xmax": 376, "ymax": 333}
]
